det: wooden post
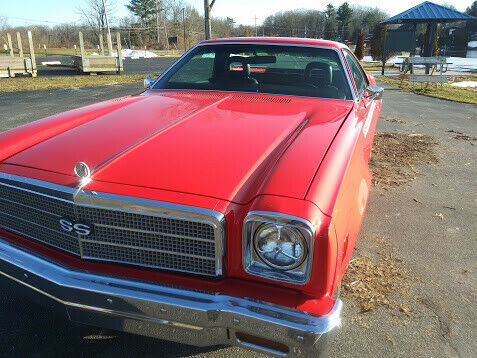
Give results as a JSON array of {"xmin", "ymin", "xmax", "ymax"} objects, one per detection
[
  {"xmin": 27, "ymin": 31, "xmax": 37, "ymax": 77},
  {"xmin": 78, "ymin": 31, "xmax": 86, "ymax": 73},
  {"xmin": 7, "ymin": 33, "xmax": 14, "ymax": 56},
  {"xmin": 116, "ymin": 32, "xmax": 123, "ymax": 73},
  {"xmin": 79, "ymin": 31, "xmax": 86, "ymax": 64},
  {"xmin": 99, "ymin": 33, "xmax": 105, "ymax": 55},
  {"xmin": 16, "ymin": 32, "xmax": 23, "ymax": 57},
  {"xmin": 106, "ymin": 32, "xmax": 113, "ymax": 56}
]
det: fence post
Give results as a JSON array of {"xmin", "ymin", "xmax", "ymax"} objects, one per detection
[
  {"xmin": 99, "ymin": 33, "xmax": 105, "ymax": 55},
  {"xmin": 78, "ymin": 31, "xmax": 87, "ymax": 72},
  {"xmin": 27, "ymin": 31, "xmax": 37, "ymax": 77},
  {"xmin": 16, "ymin": 32, "xmax": 23, "ymax": 57},
  {"xmin": 106, "ymin": 32, "xmax": 113, "ymax": 56},
  {"xmin": 116, "ymin": 32, "xmax": 123, "ymax": 73},
  {"xmin": 79, "ymin": 32, "xmax": 86, "ymax": 64},
  {"xmin": 7, "ymin": 33, "xmax": 14, "ymax": 56}
]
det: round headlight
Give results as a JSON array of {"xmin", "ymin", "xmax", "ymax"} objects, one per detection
[{"xmin": 253, "ymin": 224, "xmax": 307, "ymax": 270}]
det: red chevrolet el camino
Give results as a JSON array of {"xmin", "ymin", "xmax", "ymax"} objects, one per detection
[{"xmin": 0, "ymin": 38, "xmax": 382, "ymax": 356}]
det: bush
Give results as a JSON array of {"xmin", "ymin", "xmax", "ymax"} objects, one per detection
[
  {"xmin": 370, "ymin": 23, "xmax": 394, "ymax": 61},
  {"xmin": 355, "ymin": 33, "xmax": 365, "ymax": 60}
]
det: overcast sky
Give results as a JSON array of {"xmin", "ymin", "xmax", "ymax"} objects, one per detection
[{"xmin": 1, "ymin": 0, "xmax": 474, "ymax": 27}]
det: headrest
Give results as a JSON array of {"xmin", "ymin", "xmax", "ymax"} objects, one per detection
[
  {"xmin": 305, "ymin": 62, "xmax": 333, "ymax": 87},
  {"xmin": 226, "ymin": 57, "xmax": 251, "ymax": 80}
]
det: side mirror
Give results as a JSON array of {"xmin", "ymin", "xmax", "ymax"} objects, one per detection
[
  {"xmin": 364, "ymin": 86, "xmax": 384, "ymax": 102},
  {"xmin": 144, "ymin": 78, "xmax": 156, "ymax": 88}
]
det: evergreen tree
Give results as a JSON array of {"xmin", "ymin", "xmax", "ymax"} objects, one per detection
[
  {"xmin": 466, "ymin": 1, "xmax": 477, "ymax": 17},
  {"xmin": 126, "ymin": 0, "xmax": 156, "ymax": 25},
  {"xmin": 337, "ymin": 2, "xmax": 353, "ymax": 40},
  {"xmin": 324, "ymin": 4, "xmax": 337, "ymax": 40}
]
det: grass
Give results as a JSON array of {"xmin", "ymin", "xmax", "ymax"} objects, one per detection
[
  {"xmin": 377, "ymin": 75, "xmax": 477, "ymax": 104},
  {"xmin": 361, "ymin": 61, "xmax": 397, "ymax": 72},
  {"xmin": 0, "ymin": 73, "xmax": 157, "ymax": 93}
]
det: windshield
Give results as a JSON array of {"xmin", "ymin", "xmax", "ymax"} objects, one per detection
[{"xmin": 152, "ymin": 44, "xmax": 353, "ymax": 100}]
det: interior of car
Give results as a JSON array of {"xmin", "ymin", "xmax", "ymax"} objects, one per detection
[{"xmin": 155, "ymin": 44, "xmax": 353, "ymax": 100}]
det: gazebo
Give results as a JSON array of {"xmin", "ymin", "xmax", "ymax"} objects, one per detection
[{"xmin": 381, "ymin": 1, "xmax": 476, "ymax": 72}]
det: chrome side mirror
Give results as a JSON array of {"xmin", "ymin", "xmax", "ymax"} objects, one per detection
[
  {"xmin": 364, "ymin": 86, "xmax": 384, "ymax": 101},
  {"xmin": 144, "ymin": 78, "xmax": 156, "ymax": 88}
]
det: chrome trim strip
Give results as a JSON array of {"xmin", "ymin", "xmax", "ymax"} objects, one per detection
[
  {"xmin": 0, "ymin": 238, "xmax": 342, "ymax": 356},
  {"xmin": 0, "ymin": 172, "xmax": 224, "ymax": 276},
  {"xmin": 242, "ymin": 211, "xmax": 315, "ymax": 285},
  {"xmin": 0, "ymin": 196, "xmax": 63, "ymax": 218},
  {"xmin": 0, "ymin": 210, "xmax": 77, "ymax": 239},
  {"xmin": 79, "ymin": 239, "xmax": 216, "ymax": 261},
  {"xmin": 0, "ymin": 223, "xmax": 80, "ymax": 257},
  {"xmin": 150, "ymin": 41, "xmax": 357, "ymax": 101},
  {"xmin": 94, "ymin": 223, "xmax": 216, "ymax": 243}
]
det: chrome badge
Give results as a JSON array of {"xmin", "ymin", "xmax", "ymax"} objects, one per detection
[{"xmin": 74, "ymin": 162, "xmax": 91, "ymax": 179}]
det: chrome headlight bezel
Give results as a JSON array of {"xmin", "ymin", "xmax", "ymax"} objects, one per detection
[{"xmin": 243, "ymin": 211, "xmax": 315, "ymax": 285}]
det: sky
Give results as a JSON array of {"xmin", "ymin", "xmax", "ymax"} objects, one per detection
[{"xmin": 1, "ymin": 0, "xmax": 474, "ymax": 27}]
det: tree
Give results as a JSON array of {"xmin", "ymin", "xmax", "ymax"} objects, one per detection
[
  {"xmin": 370, "ymin": 23, "xmax": 388, "ymax": 61},
  {"xmin": 126, "ymin": 0, "xmax": 156, "ymax": 26},
  {"xmin": 79, "ymin": 0, "xmax": 115, "ymax": 41},
  {"xmin": 355, "ymin": 33, "xmax": 365, "ymax": 60},
  {"xmin": 0, "ymin": 16, "xmax": 8, "ymax": 31},
  {"xmin": 337, "ymin": 2, "xmax": 353, "ymax": 40},
  {"xmin": 262, "ymin": 10, "xmax": 325, "ymax": 38},
  {"xmin": 466, "ymin": 1, "xmax": 477, "ymax": 17},
  {"xmin": 204, "ymin": 0, "xmax": 217, "ymax": 40},
  {"xmin": 324, "ymin": 4, "xmax": 337, "ymax": 40}
]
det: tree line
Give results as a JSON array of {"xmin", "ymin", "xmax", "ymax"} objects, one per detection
[{"xmin": 1, "ymin": 0, "xmax": 476, "ymax": 56}]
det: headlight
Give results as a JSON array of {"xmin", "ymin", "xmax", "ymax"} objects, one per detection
[
  {"xmin": 243, "ymin": 211, "xmax": 315, "ymax": 285},
  {"xmin": 254, "ymin": 224, "xmax": 307, "ymax": 270}
]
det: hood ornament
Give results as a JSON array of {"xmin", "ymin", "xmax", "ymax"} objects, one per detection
[{"xmin": 74, "ymin": 162, "xmax": 91, "ymax": 180}]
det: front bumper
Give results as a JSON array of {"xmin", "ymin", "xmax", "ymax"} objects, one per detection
[{"xmin": 0, "ymin": 238, "xmax": 342, "ymax": 357}]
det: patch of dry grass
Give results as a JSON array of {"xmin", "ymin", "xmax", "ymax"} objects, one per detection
[
  {"xmin": 370, "ymin": 132, "xmax": 439, "ymax": 188},
  {"xmin": 341, "ymin": 236, "xmax": 416, "ymax": 328},
  {"xmin": 361, "ymin": 62, "xmax": 397, "ymax": 72},
  {"xmin": 342, "ymin": 252, "xmax": 407, "ymax": 313},
  {"xmin": 377, "ymin": 75, "xmax": 477, "ymax": 104},
  {"xmin": 0, "ymin": 73, "xmax": 157, "ymax": 93}
]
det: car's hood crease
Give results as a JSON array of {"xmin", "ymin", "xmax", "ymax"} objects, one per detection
[{"xmin": 3, "ymin": 91, "xmax": 353, "ymax": 203}]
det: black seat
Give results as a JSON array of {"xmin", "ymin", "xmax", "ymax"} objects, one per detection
[
  {"xmin": 304, "ymin": 62, "xmax": 340, "ymax": 99},
  {"xmin": 220, "ymin": 57, "xmax": 258, "ymax": 88}
]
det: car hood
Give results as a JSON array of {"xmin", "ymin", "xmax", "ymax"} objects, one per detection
[{"xmin": 3, "ymin": 91, "xmax": 353, "ymax": 204}]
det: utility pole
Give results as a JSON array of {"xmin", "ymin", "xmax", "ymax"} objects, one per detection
[
  {"xmin": 204, "ymin": 0, "xmax": 216, "ymax": 40},
  {"xmin": 101, "ymin": 0, "xmax": 111, "ymax": 41},
  {"xmin": 182, "ymin": 8, "xmax": 187, "ymax": 51},
  {"xmin": 156, "ymin": 0, "xmax": 161, "ymax": 47},
  {"xmin": 254, "ymin": 16, "xmax": 257, "ymax": 37},
  {"xmin": 101, "ymin": 0, "xmax": 112, "ymax": 55},
  {"xmin": 162, "ymin": 9, "xmax": 169, "ymax": 50}
]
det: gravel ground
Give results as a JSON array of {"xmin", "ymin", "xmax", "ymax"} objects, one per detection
[{"xmin": 0, "ymin": 82, "xmax": 475, "ymax": 357}]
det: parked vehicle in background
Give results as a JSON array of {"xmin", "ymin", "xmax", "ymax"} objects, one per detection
[{"xmin": 0, "ymin": 37, "xmax": 382, "ymax": 357}]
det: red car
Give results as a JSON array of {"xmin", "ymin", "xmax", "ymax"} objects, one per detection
[{"xmin": 0, "ymin": 37, "xmax": 382, "ymax": 356}]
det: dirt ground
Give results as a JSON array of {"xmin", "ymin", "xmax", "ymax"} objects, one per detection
[{"xmin": 0, "ymin": 82, "xmax": 475, "ymax": 357}]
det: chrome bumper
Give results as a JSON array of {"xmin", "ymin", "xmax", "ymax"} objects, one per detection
[{"xmin": 0, "ymin": 238, "xmax": 342, "ymax": 357}]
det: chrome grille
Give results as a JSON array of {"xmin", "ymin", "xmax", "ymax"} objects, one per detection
[{"xmin": 0, "ymin": 173, "xmax": 224, "ymax": 276}]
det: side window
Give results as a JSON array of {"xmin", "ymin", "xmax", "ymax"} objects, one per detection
[
  {"xmin": 168, "ymin": 52, "xmax": 216, "ymax": 84},
  {"xmin": 343, "ymin": 49, "xmax": 368, "ymax": 98}
]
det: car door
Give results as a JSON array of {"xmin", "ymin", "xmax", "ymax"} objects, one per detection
[{"xmin": 342, "ymin": 49, "xmax": 380, "ymax": 160}]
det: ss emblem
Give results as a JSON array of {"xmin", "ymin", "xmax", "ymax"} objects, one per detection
[{"xmin": 59, "ymin": 218, "xmax": 92, "ymax": 236}]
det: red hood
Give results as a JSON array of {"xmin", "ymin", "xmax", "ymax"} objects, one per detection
[{"xmin": 2, "ymin": 91, "xmax": 352, "ymax": 204}]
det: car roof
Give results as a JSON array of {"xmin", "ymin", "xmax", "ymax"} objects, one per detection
[{"xmin": 199, "ymin": 37, "xmax": 346, "ymax": 50}]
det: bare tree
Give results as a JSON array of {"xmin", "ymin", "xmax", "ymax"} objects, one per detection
[
  {"xmin": 204, "ymin": 0, "xmax": 216, "ymax": 40},
  {"xmin": 0, "ymin": 16, "xmax": 8, "ymax": 31},
  {"xmin": 79, "ymin": 0, "xmax": 115, "ymax": 42}
]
